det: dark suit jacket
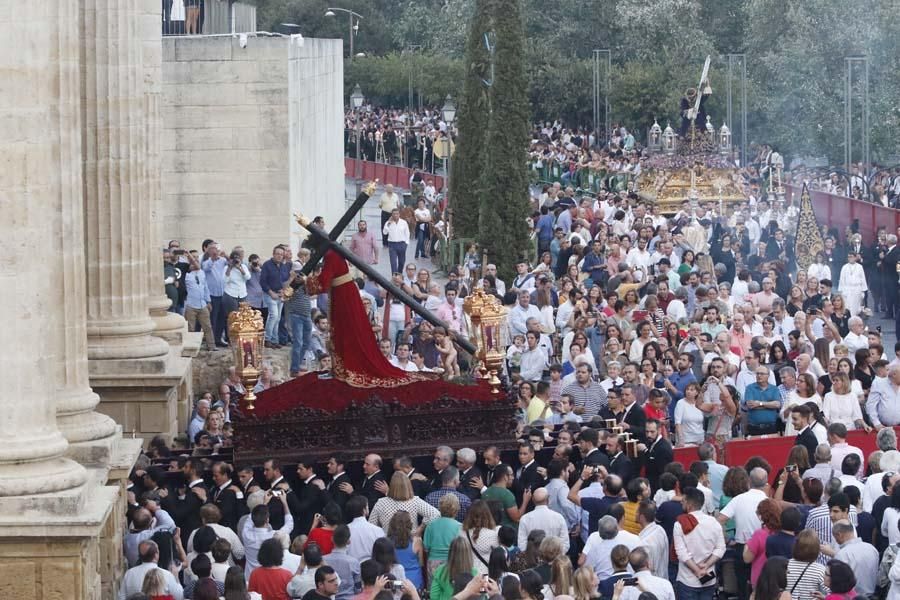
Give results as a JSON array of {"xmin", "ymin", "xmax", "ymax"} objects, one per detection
[
  {"xmin": 513, "ymin": 462, "xmax": 545, "ymax": 504},
  {"xmin": 429, "ymin": 470, "xmax": 446, "ymax": 493},
  {"xmin": 326, "ymin": 473, "xmax": 352, "ymax": 511},
  {"xmin": 765, "ymin": 239, "xmax": 794, "ymax": 263},
  {"xmin": 360, "ymin": 472, "xmax": 387, "ymax": 511},
  {"xmin": 162, "ymin": 480, "xmax": 206, "ymax": 546},
  {"xmin": 796, "ymin": 428, "xmax": 819, "ymax": 467},
  {"xmin": 210, "ymin": 484, "xmax": 241, "ymax": 530},
  {"xmin": 483, "ymin": 463, "xmax": 507, "ymax": 488},
  {"xmin": 458, "ymin": 466, "xmax": 483, "ymax": 501},
  {"xmin": 294, "ymin": 478, "xmax": 326, "ymax": 536},
  {"xmin": 622, "ymin": 403, "xmax": 647, "ymax": 445},
  {"xmin": 609, "ymin": 452, "xmax": 635, "ymax": 484},
  {"xmin": 581, "ymin": 448, "xmax": 610, "ymax": 470},
  {"xmin": 642, "ymin": 438, "xmax": 674, "ymax": 491},
  {"xmin": 265, "ymin": 478, "xmax": 303, "ymax": 533}
]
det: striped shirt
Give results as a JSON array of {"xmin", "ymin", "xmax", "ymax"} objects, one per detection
[
  {"xmin": 561, "ymin": 380, "xmax": 608, "ymax": 416},
  {"xmin": 285, "ymin": 283, "xmax": 311, "ymax": 317},
  {"xmin": 806, "ymin": 503, "xmax": 858, "ymax": 564},
  {"xmin": 785, "ymin": 559, "xmax": 826, "ymax": 600}
]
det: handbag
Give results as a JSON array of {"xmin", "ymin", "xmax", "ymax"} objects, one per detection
[{"xmin": 465, "ymin": 530, "xmax": 490, "ymax": 568}]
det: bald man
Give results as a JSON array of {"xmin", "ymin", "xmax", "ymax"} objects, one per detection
[
  {"xmin": 359, "ymin": 453, "xmax": 387, "ymax": 511},
  {"xmin": 517, "ymin": 487, "xmax": 570, "ymax": 552}
]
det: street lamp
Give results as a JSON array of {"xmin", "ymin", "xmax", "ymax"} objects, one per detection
[
  {"xmin": 441, "ymin": 94, "xmax": 456, "ymax": 207},
  {"xmin": 350, "ymin": 84, "xmax": 364, "ymax": 179},
  {"xmin": 325, "ymin": 7, "xmax": 364, "ymax": 60}
]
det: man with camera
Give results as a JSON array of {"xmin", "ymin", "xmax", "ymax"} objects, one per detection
[
  {"xmin": 222, "ymin": 248, "xmax": 251, "ymax": 336},
  {"xmin": 201, "ymin": 243, "xmax": 229, "ymax": 348},
  {"xmin": 183, "ymin": 252, "xmax": 216, "ymax": 350}
]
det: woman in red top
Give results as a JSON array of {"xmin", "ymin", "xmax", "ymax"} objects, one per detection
[
  {"xmin": 303, "ymin": 502, "xmax": 342, "ymax": 555},
  {"xmin": 248, "ymin": 539, "xmax": 293, "ymax": 600}
]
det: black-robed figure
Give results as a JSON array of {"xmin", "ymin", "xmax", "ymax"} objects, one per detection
[{"xmin": 679, "ymin": 82, "xmax": 711, "ymax": 137}]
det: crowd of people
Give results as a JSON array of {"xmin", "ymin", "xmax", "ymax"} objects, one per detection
[{"xmin": 135, "ymin": 110, "xmax": 900, "ymax": 600}]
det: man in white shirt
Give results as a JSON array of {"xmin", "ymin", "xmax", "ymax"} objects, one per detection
[
  {"xmin": 717, "ymin": 468, "xmax": 766, "ymax": 597},
  {"xmin": 520, "ymin": 331, "xmax": 549, "ymax": 382},
  {"xmin": 833, "ymin": 519, "xmax": 879, "ymax": 597},
  {"xmin": 242, "ymin": 491, "xmax": 294, "ymax": 579},
  {"xmin": 345, "ymin": 495, "xmax": 385, "ymax": 562},
  {"xmin": 479, "ymin": 264, "xmax": 507, "ymax": 297},
  {"xmin": 867, "ymin": 364, "xmax": 900, "ymax": 428},
  {"xmin": 378, "ymin": 184, "xmax": 400, "ymax": 245},
  {"xmin": 828, "ymin": 423, "xmax": 865, "ymax": 478},
  {"xmin": 518, "ymin": 488, "xmax": 570, "ymax": 553},
  {"xmin": 637, "ymin": 501, "xmax": 670, "ymax": 582},
  {"xmin": 390, "ymin": 343, "xmax": 420, "ymax": 372},
  {"xmin": 382, "ymin": 208, "xmax": 410, "ymax": 275},
  {"xmin": 674, "ymin": 488, "xmax": 725, "ymax": 599},
  {"xmin": 508, "ymin": 290, "xmax": 542, "ymax": 337},
  {"xmin": 118, "ymin": 540, "xmax": 184, "ymax": 600},
  {"xmin": 580, "ymin": 513, "xmax": 643, "ymax": 580},
  {"xmin": 618, "ymin": 548, "xmax": 675, "ymax": 600}
]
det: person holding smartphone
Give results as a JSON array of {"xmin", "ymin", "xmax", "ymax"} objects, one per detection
[{"xmin": 673, "ymin": 488, "xmax": 725, "ymax": 600}]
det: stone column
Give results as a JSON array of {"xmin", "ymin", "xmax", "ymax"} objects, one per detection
[
  {"xmin": 0, "ymin": 0, "xmax": 88, "ymax": 498},
  {"xmin": 82, "ymin": 0, "xmax": 170, "ymax": 364},
  {"xmin": 142, "ymin": 0, "xmax": 187, "ymax": 344}
]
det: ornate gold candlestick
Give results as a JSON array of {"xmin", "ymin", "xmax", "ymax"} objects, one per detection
[{"xmin": 227, "ymin": 302, "xmax": 265, "ymax": 410}]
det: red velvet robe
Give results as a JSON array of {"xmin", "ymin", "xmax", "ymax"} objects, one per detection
[{"xmin": 306, "ymin": 250, "xmax": 424, "ymax": 388}]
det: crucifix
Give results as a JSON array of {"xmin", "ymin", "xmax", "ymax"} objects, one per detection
[{"xmin": 296, "ymin": 184, "xmax": 478, "ymax": 356}]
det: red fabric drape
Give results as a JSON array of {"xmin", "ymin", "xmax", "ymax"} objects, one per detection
[
  {"xmin": 249, "ymin": 373, "xmax": 498, "ymax": 417},
  {"xmin": 306, "ymin": 250, "xmax": 423, "ymax": 388}
]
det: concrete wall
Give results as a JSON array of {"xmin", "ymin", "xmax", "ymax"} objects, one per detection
[
  {"xmin": 288, "ymin": 37, "xmax": 345, "ymax": 250},
  {"xmin": 161, "ymin": 35, "xmax": 344, "ymax": 256}
]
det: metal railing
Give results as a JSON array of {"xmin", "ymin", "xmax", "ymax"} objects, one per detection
[
  {"xmin": 162, "ymin": 0, "xmax": 256, "ymax": 36},
  {"xmin": 529, "ymin": 159, "xmax": 637, "ymax": 194}
]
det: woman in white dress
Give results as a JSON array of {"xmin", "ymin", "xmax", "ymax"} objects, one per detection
[
  {"xmin": 781, "ymin": 373, "xmax": 822, "ymax": 435},
  {"xmin": 674, "ymin": 382, "xmax": 706, "ymax": 446},
  {"xmin": 838, "ymin": 251, "xmax": 868, "ymax": 316}
]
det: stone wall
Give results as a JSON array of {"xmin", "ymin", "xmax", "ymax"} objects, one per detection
[{"xmin": 161, "ymin": 35, "xmax": 345, "ymax": 257}]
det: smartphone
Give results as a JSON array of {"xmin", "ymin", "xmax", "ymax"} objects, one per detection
[
  {"xmin": 272, "ymin": 489, "xmax": 283, "ymax": 497},
  {"xmin": 698, "ymin": 572, "xmax": 716, "ymax": 584},
  {"xmin": 623, "ymin": 578, "xmax": 639, "ymax": 586},
  {"xmin": 785, "ymin": 464, "xmax": 797, "ymax": 473}
]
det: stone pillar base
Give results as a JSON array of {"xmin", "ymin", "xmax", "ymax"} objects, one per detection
[
  {"xmin": 149, "ymin": 295, "xmax": 188, "ymax": 345},
  {"xmin": 0, "ymin": 476, "xmax": 120, "ymax": 600},
  {"xmin": 181, "ymin": 331, "xmax": 203, "ymax": 358},
  {"xmin": 90, "ymin": 348, "xmax": 193, "ymax": 445}
]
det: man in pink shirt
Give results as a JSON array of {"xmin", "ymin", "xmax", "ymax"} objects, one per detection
[
  {"xmin": 435, "ymin": 285, "xmax": 465, "ymax": 335},
  {"xmin": 730, "ymin": 312, "xmax": 752, "ymax": 357},
  {"xmin": 349, "ymin": 220, "xmax": 379, "ymax": 265},
  {"xmin": 751, "ymin": 277, "xmax": 777, "ymax": 315}
]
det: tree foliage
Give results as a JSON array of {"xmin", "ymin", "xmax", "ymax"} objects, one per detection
[
  {"xmin": 476, "ymin": 0, "xmax": 531, "ymax": 281},
  {"xmin": 449, "ymin": 0, "xmax": 493, "ymax": 238}
]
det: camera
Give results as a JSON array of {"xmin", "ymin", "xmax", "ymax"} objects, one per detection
[
  {"xmin": 385, "ymin": 580, "xmax": 404, "ymax": 592},
  {"xmin": 623, "ymin": 578, "xmax": 638, "ymax": 586},
  {"xmin": 785, "ymin": 464, "xmax": 797, "ymax": 473},
  {"xmin": 173, "ymin": 249, "xmax": 186, "ymax": 256}
]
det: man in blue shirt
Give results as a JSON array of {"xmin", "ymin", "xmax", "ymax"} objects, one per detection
[
  {"xmin": 742, "ymin": 366, "xmax": 782, "ymax": 435},
  {"xmin": 581, "ymin": 240, "xmax": 606, "ymax": 287},
  {"xmin": 259, "ymin": 245, "xmax": 288, "ymax": 348},
  {"xmin": 184, "ymin": 255, "xmax": 215, "ymax": 349},
  {"xmin": 664, "ymin": 352, "xmax": 698, "ymax": 422},
  {"xmin": 201, "ymin": 243, "xmax": 228, "ymax": 347},
  {"xmin": 536, "ymin": 207, "xmax": 555, "ymax": 255}
]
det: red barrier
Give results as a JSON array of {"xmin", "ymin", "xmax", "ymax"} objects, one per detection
[
  {"xmin": 344, "ymin": 158, "xmax": 445, "ymax": 192},
  {"xmin": 785, "ymin": 184, "xmax": 900, "ymax": 242},
  {"xmin": 672, "ymin": 427, "xmax": 899, "ymax": 484}
]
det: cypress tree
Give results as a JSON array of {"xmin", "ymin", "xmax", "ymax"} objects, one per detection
[
  {"xmin": 477, "ymin": 0, "xmax": 531, "ymax": 281},
  {"xmin": 449, "ymin": 0, "xmax": 493, "ymax": 239}
]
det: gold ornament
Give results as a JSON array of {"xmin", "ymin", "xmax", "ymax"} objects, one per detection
[{"xmin": 227, "ymin": 303, "xmax": 265, "ymax": 410}]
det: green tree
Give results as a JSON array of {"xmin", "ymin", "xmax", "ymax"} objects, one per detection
[
  {"xmin": 449, "ymin": 0, "xmax": 492, "ymax": 238},
  {"xmin": 476, "ymin": 0, "xmax": 531, "ymax": 281}
]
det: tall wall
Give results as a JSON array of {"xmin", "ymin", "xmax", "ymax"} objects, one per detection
[
  {"xmin": 161, "ymin": 35, "xmax": 345, "ymax": 257},
  {"xmin": 288, "ymin": 37, "xmax": 345, "ymax": 250}
]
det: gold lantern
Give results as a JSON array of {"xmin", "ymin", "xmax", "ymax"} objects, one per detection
[
  {"xmin": 463, "ymin": 288, "xmax": 508, "ymax": 393},
  {"xmin": 227, "ymin": 302, "xmax": 265, "ymax": 410}
]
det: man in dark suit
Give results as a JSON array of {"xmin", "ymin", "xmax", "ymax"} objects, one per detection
[
  {"xmin": 882, "ymin": 235, "xmax": 900, "ymax": 319},
  {"xmin": 393, "ymin": 456, "xmax": 432, "ymax": 498},
  {"xmin": 358, "ymin": 454, "xmax": 387, "ymax": 511},
  {"xmin": 640, "ymin": 420, "xmax": 673, "ymax": 492},
  {"xmin": 513, "ymin": 442, "xmax": 545, "ymax": 504},
  {"xmin": 790, "ymin": 404, "xmax": 819, "ymax": 467},
  {"xmin": 294, "ymin": 458, "xmax": 326, "ymax": 536},
  {"xmin": 209, "ymin": 462, "xmax": 242, "ymax": 530},
  {"xmin": 237, "ymin": 466, "xmax": 262, "ymax": 504},
  {"xmin": 262, "ymin": 458, "xmax": 303, "ymax": 533},
  {"xmin": 578, "ymin": 428, "xmax": 610, "ymax": 470},
  {"xmin": 325, "ymin": 454, "xmax": 352, "ymax": 511},
  {"xmin": 161, "ymin": 456, "xmax": 206, "ymax": 546},
  {"xmin": 765, "ymin": 229, "xmax": 794, "ymax": 264},
  {"xmin": 606, "ymin": 435, "xmax": 635, "ymax": 484},
  {"xmin": 481, "ymin": 446, "xmax": 506, "ymax": 488},
  {"xmin": 620, "ymin": 385, "xmax": 647, "ymax": 445},
  {"xmin": 430, "ymin": 446, "xmax": 455, "ymax": 491},
  {"xmin": 456, "ymin": 447, "xmax": 483, "ymax": 501}
]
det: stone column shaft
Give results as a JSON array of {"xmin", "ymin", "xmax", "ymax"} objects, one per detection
[
  {"xmin": 82, "ymin": 0, "xmax": 170, "ymax": 363},
  {"xmin": 0, "ymin": 0, "xmax": 87, "ymax": 496}
]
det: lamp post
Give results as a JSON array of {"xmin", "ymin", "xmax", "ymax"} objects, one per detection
[
  {"xmin": 441, "ymin": 94, "xmax": 456, "ymax": 206},
  {"xmin": 325, "ymin": 7, "xmax": 364, "ymax": 60},
  {"xmin": 350, "ymin": 83, "xmax": 364, "ymax": 180}
]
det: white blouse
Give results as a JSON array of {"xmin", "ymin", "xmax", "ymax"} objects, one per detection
[
  {"xmin": 782, "ymin": 392, "xmax": 822, "ymax": 435},
  {"xmin": 674, "ymin": 399, "xmax": 705, "ymax": 446},
  {"xmin": 823, "ymin": 391, "xmax": 863, "ymax": 429}
]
